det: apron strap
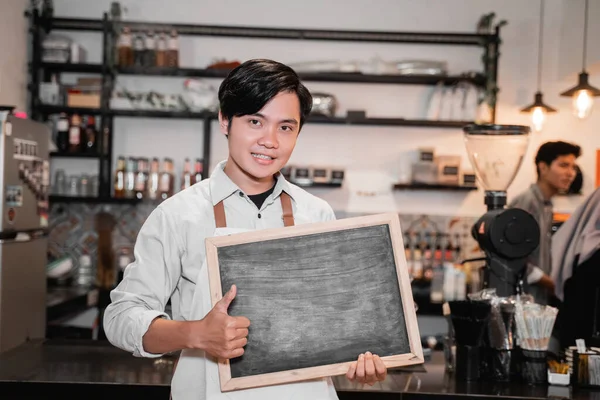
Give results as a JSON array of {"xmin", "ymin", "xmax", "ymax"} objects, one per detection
[
  {"xmin": 213, "ymin": 191, "xmax": 295, "ymax": 228},
  {"xmin": 214, "ymin": 200, "xmax": 227, "ymax": 228},
  {"xmin": 174, "ymin": 190, "xmax": 293, "ymax": 398},
  {"xmin": 280, "ymin": 191, "xmax": 295, "ymax": 227}
]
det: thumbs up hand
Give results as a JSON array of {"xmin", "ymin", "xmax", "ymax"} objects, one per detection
[{"xmin": 190, "ymin": 285, "xmax": 251, "ymax": 359}]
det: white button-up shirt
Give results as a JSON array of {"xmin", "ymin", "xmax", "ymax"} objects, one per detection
[{"xmin": 104, "ymin": 160, "xmax": 337, "ymax": 398}]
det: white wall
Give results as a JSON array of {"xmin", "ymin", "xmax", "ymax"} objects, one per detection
[
  {"xmin": 558, "ymin": 0, "xmax": 600, "ymax": 79},
  {"xmin": 42, "ymin": 0, "xmax": 600, "ymax": 216},
  {"xmin": 0, "ymin": 0, "xmax": 29, "ymax": 111}
]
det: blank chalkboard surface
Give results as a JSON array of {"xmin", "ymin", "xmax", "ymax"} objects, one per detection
[{"xmin": 205, "ymin": 213, "xmax": 423, "ymax": 392}]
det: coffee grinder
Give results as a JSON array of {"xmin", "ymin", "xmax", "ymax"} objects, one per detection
[{"xmin": 462, "ymin": 124, "xmax": 540, "ymax": 297}]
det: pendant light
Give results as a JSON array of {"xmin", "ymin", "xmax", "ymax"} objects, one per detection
[
  {"xmin": 560, "ymin": 0, "xmax": 600, "ymax": 119},
  {"xmin": 521, "ymin": 0, "xmax": 557, "ymax": 132}
]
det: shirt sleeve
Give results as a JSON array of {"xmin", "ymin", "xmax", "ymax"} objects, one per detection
[
  {"xmin": 103, "ymin": 207, "xmax": 183, "ymax": 358},
  {"xmin": 320, "ymin": 201, "xmax": 337, "ymax": 222},
  {"xmin": 508, "ymin": 193, "xmax": 545, "ymax": 283},
  {"xmin": 508, "ymin": 195, "xmax": 535, "ymax": 214}
]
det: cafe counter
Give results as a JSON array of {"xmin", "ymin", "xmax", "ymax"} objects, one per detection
[{"xmin": 0, "ymin": 339, "xmax": 598, "ymax": 399}]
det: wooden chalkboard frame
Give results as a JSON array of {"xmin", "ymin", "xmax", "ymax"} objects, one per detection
[{"xmin": 205, "ymin": 213, "xmax": 423, "ymax": 392}]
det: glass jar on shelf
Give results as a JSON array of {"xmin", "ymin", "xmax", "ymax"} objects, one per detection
[
  {"xmin": 133, "ymin": 32, "xmax": 145, "ymax": 67},
  {"xmin": 117, "ymin": 26, "xmax": 133, "ymax": 67},
  {"xmin": 144, "ymin": 30, "xmax": 156, "ymax": 67},
  {"xmin": 166, "ymin": 30, "xmax": 179, "ymax": 67},
  {"xmin": 53, "ymin": 169, "xmax": 66, "ymax": 195},
  {"xmin": 67, "ymin": 175, "xmax": 80, "ymax": 196},
  {"xmin": 156, "ymin": 32, "xmax": 167, "ymax": 67}
]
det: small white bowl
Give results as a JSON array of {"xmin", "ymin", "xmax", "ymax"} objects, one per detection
[{"xmin": 548, "ymin": 370, "xmax": 570, "ymax": 386}]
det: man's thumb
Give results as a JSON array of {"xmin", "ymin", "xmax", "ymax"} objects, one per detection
[{"xmin": 216, "ymin": 284, "xmax": 236, "ymax": 312}]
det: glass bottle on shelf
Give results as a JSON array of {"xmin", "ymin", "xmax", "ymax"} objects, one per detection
[
  {"xmin": 76, "ymin": 251, "xmax": 95, "ymax": 287},
  {"xmin": 147, "ymin": 157, "xmax": 160, "ymax": 200},
  {"xmin": 53, "ymin": 169, "xmax": 66, "ymax": 195},
  {"xmin": 193, "ymin": 158, "xmax": 203, "ymax": 184},
  {"xmin": 114, "ymin": 156, "xmax": 126, "ymax": 198},
  {"xmin": 134, "ymin": 157, "xmax": 148, "ymax": 200},
  {"xmin": 144, "ymin": 30, "xmax": 156, "ymax": 67},
  {"xmin": 159, "ymin": 158, "xmax": 174, "ymax": 200},
  {"xmin": 156, "ymin": 32, "xmax": 167, "ymax": 67},
  {"xmin": 90, "ymin": 175, "xmax": 99, "ymax": 197},
  {"xmin": 68, "ymin": 114, "xmax": 82, "ymax": 153},
  {"xmin": 56, "ymin": 112, "xmax": 69, "ymax": 152},
  {"xmin": 133, "ymin": 32, "xmax": 145, "ymax": 67},
  {"xmin": 79, "ymin": 174, "xmax": 90, "ymax": 197},
  {"xmin": 166, "ymin": 30, "xmax": 179, "ymax": 67},
  {"xmin": 143, "ymin": 158, "xmax": 150, "ymax": 191},
  {"xmin": 413, "ymin": 233, "xmax": 424, "ymax": 280},
  {"xmin": 181, "ymin": 157, "xmax": 192, "ymax": 190},
  {"xmin": 117, "ymin": 26, "xmax": 133, "ymax": 67},
  {"xmin": 84, "ymin": 116, "xmax": 98, "ymax": 153},
  {"xmin": 124, "ymin": 156, "xmax": 136, "ymax": 198},
  {"xmin": 407, "ymin": 232, "xmax": 416, "ymax": 278}
]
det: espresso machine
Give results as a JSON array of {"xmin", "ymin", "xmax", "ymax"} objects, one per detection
[
  {"xmin": 0, "ymin": 108, "xmax": 50, "ymax": 353},
  {"xmin": 462, "ymin": 124, "xmax": 540, "ymax": 297}
]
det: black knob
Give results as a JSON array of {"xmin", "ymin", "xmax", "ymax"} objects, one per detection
[{"xmin": 504, "ymin": 222, "xmax": 525, "ymax": 244}]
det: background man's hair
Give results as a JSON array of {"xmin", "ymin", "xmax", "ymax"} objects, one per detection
[{"xmin": 535, "ymin": 141, "xmax": 581, "ymax": 177}]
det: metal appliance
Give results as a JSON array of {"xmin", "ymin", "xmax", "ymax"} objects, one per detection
[
  {"xmin": 462, "ymin": 124, "xmax": 540, "ymax": 297},
  {"xmin": 310, "ymin": 93, "xmax": 337, "ymax": 117},
  {"xmin": 0, "ymin": 107, "xmax": 50, "ymax": 353}
]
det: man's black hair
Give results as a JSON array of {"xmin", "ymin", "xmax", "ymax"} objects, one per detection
[
  {"xmin": 535, "ymin": 141, "xmax": 582, "ymax": 178},
  {"xmin": 218, "ymin": 59, "xmax": 312, "ymax": 130}
]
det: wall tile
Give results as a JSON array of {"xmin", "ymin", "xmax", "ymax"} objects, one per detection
[{"xmin": 49, "ymin": 203, "xmax": 483, "ymax": 279}]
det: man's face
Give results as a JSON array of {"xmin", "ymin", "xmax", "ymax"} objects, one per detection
[
  {"xmin": 539, "ymin": 154, "xmax": 578, "ymax": 193},
  {"xmin": 220, "ymin": 91, "xmax": 301, "ymax": 184}
]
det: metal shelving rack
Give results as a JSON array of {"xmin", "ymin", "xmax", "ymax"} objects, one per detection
[
  {"xmin": 47, "ymin": 195, "xmax": 139, "ymax": 204},
  {"xmin": 41, "ymin": 62, "xmax": 487, "ymax": 86},
  {"xmin": 27, "ymin": 11, "xmax": 503, "ymax": 203},
  {"xmin": 393, "ymin": 183, "xmax": 477, "ymax": 191}
]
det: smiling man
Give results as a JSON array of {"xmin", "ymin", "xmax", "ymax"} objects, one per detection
[
  {"xmin": 509, "ymin": 140, "xmax": 581, "ymax": 305},
  {"xmin": 104, "ymin": 59, "xmax": 387, "ymax": 400}
]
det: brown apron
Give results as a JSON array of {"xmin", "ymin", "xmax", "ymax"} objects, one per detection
[
  {"xmin": 170, "ymin": 191, "xmax": 294, "ymax": 398},
  {"xmin": 213, "ymin": 191, "xmax": 294, "ymax": 228}
]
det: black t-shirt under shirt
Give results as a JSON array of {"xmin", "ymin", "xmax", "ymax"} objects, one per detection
[{"xmin": 247, "ymin": 184, "xmax": 276, "ymax": 209}]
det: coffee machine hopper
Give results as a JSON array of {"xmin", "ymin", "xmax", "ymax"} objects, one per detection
[{"xmin": 462, "ymin": 124, "xmax": 540, "ymax": 297}]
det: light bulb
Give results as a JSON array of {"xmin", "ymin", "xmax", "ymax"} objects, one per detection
[
  {"xmin": 573, "ymin": 89, "xmax": 594, "ymax": 119},
  {"xmin": 531, "ymin": 107, "xmax": 546, "ymax": 132}
]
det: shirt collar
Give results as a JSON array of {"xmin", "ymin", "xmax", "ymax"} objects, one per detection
[
  {"xmin": 531, "ymin": 183, "xmax": 553, "ymax": 206},
  {"xmin": 208, "ymin": 160, "xmax": 295, "ymax": 206},
  {"xmin": 271, "ymin": 171, "xmax": 295, "ymax": 202}
]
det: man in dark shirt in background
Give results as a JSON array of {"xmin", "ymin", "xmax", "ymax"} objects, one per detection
[{"xmin": 509, "ymin": 141, "xmax": 581, "ymax": 305}]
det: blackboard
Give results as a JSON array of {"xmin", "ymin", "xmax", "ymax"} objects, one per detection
[{"xmin": 205, "ymin": 213, "xmax": 423, "ymax": 392}]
